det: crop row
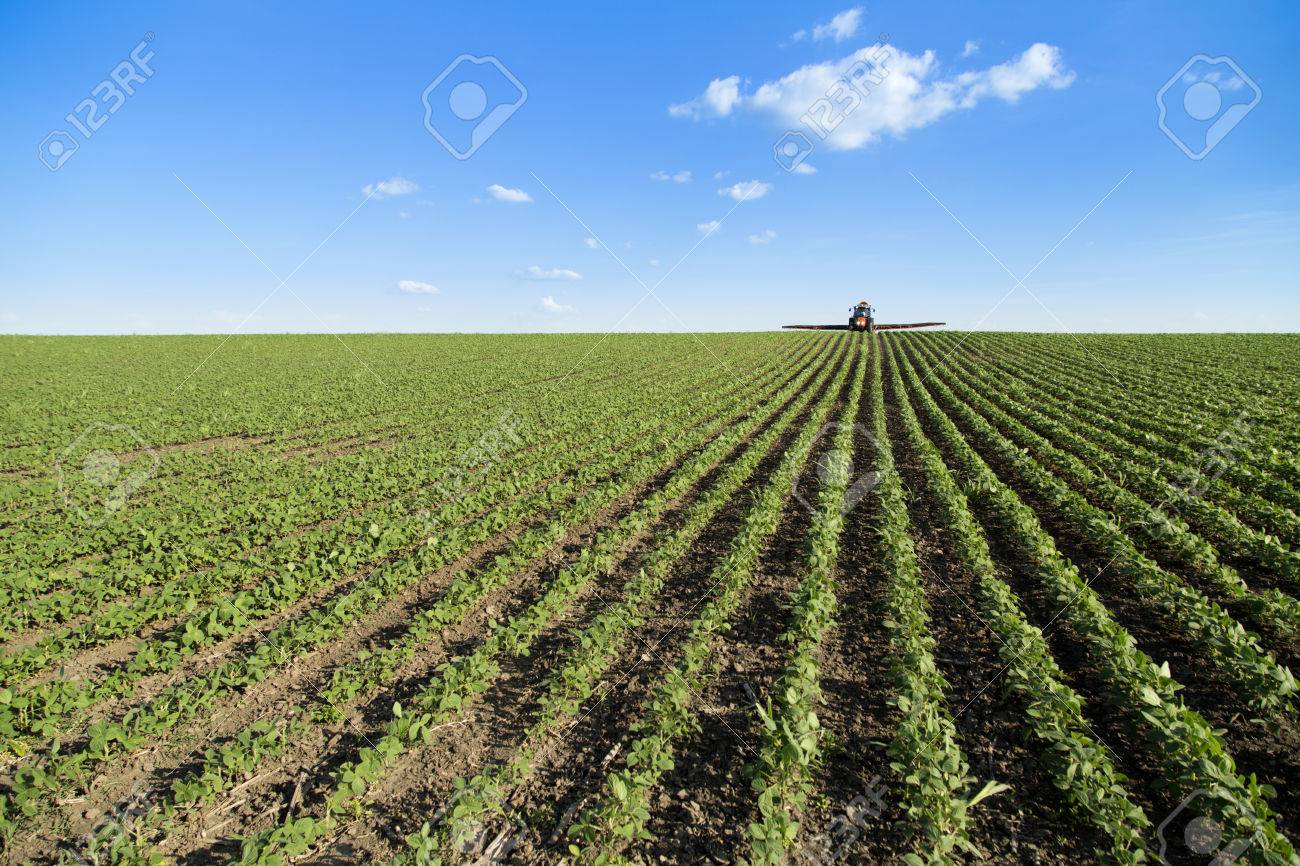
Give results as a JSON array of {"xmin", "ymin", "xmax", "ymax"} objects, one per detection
[
  {"xmin": 563, "ymin": 343, "xmax": 852, "ymax": 864},
  {"xmin": 744, "ymin": 337, "xmax": 868, "ymax": 865},
  {"xmin": 0, "ymin": 342, "xmax": 681, "ymax": 571},
  {"xmin": 938, "ymin": 332, "xmax": 1300, "ymax": 559},
  {"xmin": 952, "ymin": 332, "xmax": 1300, "ymax": 518},
  {"xmin": 867, "ymin": 343, "xmax": 1007, "ymax": 865},
  {"xmin": 897, "ymin": 339, "xmax": 1297, "ymax": 715},
  {"xmin": 909, "ymin": 338, "xmax": 1300, "ymax": 631},
  {"xmin": 0, "ymin": 343, "xmax": 791, "ymax": 638},
  {"xmin": 0, "ymin": 339, "xmax": 824, "ymax": 738},
  {"xmin": 890, "ymin": 335, "xmax": 1299, "ymax": 863},
  {"xmin": 94, "ymin": 338, "xmax": 846, "ymax": 866},
  {"xmin": 226, "ymin": 339, "xmax": 854, "ymax": 863},
  {"xmin": 885, "ymin": 338, "xmax": 1151, "ymax": 864},
  {"xmin": 0, "ymin": 339, "xmax": 839, "ymax": 836},
  {"xmin": 387, "ymin": 345, "xmax": 857, "ymax": 866},
  {"xmin": 0, "ymin": 343, "xmax": 816, "ymax": 754}
]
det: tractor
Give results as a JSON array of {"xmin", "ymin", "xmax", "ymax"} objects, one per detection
[{"xmin": 784, "ymin": 301, "xmax": 944, "ymax": 335}]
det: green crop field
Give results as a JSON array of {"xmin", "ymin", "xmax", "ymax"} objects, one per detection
[{"xmin": 1, "ymin": 331, "xmax": 1298, "ymax": 865}]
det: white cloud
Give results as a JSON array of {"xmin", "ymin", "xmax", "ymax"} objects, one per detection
[
  {"xmin": 713, "ymin": 170, "xmax": 730, "ymax": 180},
  {"xmin": 790, "ymin": 28, "xmax": 808, "ymax": 43},
  {"xmin": 397, "ymin": 280, "xmax": 439, "ymax": 295},
  {"xmin": 748, "ymin": 229, "xmax": 777, "ymax": 245},
  {"xmin": 650, "ymin": 169, "xmax": 693, "ymax": 183},
  {"xmin": 399, "ymin": 211, "xmax": 412, "ymax": 219},
  {"xmin": 792, "ymin": 162, "xmax": 817, "ymax": 175},
  {"xmin": 697, "ymin": 221, "xmax": 721, "ymax": 236},
  {"xmin": 362, "ymin": 176, "xmax": 418, "ymax": 199},
  {"xmin": 487, "ymin": 184, "xmax": 533, "ymax": 203},
  {"xmin": 687, "ymin": 41, "xmax": 1076, "ymax": 151},
  {"xmin": 719, "ymin": 180, "xmax": 772, "ymax": 201},
  {"xmin": 669, "ymin": 75, "xmax": 741, "ymax": 119},
  {"xmin": 648, "ymin": 258, "xmax": 661, "ymax": 267},
  {"xmin": 522, "ymin": 266, "xmax": 583, "ymax": 281},
  {"xmin": 541, "ymin": 295, "xmax": 574, "ymax": 313},
  {"xmin": 1183, "ymin": 68, "xmax": 1247, "ymax": 91},
  {"xmin": 956, "ymin": 42, "xmax": 1077, "ymax": 106},
  {"xmin": 583, "ymin": 237, "xmax": 600, "ymax": 249},
  {"xmin": 961, "ymin": 39, "xmax": 981, "ymax": 58},
  {"xmin": 812, "ymin": 7, "xmax": 863, "ymax": 42}
]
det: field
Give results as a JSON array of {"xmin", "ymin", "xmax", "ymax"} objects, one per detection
[{"xmin": 1, "ymin": 330, "xmax": 1298, "ymax": 865}]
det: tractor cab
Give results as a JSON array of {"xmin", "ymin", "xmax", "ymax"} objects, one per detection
[{"xmin": 849, "ymin": 301, "xmax": 875, "ymax": 332}]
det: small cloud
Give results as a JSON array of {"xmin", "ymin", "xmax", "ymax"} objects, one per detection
[
  {"xmin": 399, "ymin": 211, "xmax": 412, "ymax": 219},
  {"xmin": 1184, "ymin": 68, "xmax": 1246, "ymax": 91},
  {"xmin": 812, "ymin": 7, "xmax": 863, "ymax": 42},
  {"xmin": 961, "ymin": 39, "xmax": 981, "ymax": 58},
  {"xmin": 522, "ymin": 266, "xmax": 583, "ymax": 281},
  {"xmin": 397, "ymin": 280, "xmax": 439, "ymax": 295},
  {"xmin": 487, "ymin": 184, "xmax": 533, "ymax": 203},
  {"xmin": 790, "ymin": 28, "xmax": 808, "ymax": 43},
  {"xmin": 697, "ymin": 221, "xmax": 722, "ymax": 237},
  {"xmin": 541, "ymin": 295, "xmax": 574, "ymax": 313},
  {"xmin": 416, "ymin": 306, "xmax": 438, "ymax": 313},
  {"xmin": 669, "ymin": 75, "xmax": 742, "ymax": 119},
  {"xmin": 650, "ymin": 169, "xmax": 693, "ymax": 183},
  {"xmin": 648, "ymin": 259, "xmax": 661, "ymax": 267},
  {"xmin": 583, "ymin": 237, "xmax": 600, "ymax": 249},
  {"xmin": 623, "ymin": 240, "xmax": 633, "ymax": 249},
  {"xmin": 713, "ymin": 170, "xmax": 730, "ymax": 180},
  {"xmin": 792, "ymin": 162, "xmax": 817, "ymax": 175},
  {"xmin": 362, "ymin": 176, "xmax": 418, "ymax": 199},
  {"xmin": 719, "ymin": 180, "xmax": 772, "ymax": 201},
  {"xmin": 748, "ymin": 229, "xmax": 777, "ymax": 245}
]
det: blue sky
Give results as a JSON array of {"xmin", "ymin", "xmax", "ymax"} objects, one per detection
[{"xmin": 2, "ymin": 1, "xmax": 1297, "ymax": 334}]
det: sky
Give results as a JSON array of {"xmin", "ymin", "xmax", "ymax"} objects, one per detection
[{"xmin": 2, "ymin": 1, "xmax": 1298, "ymax": 334}]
